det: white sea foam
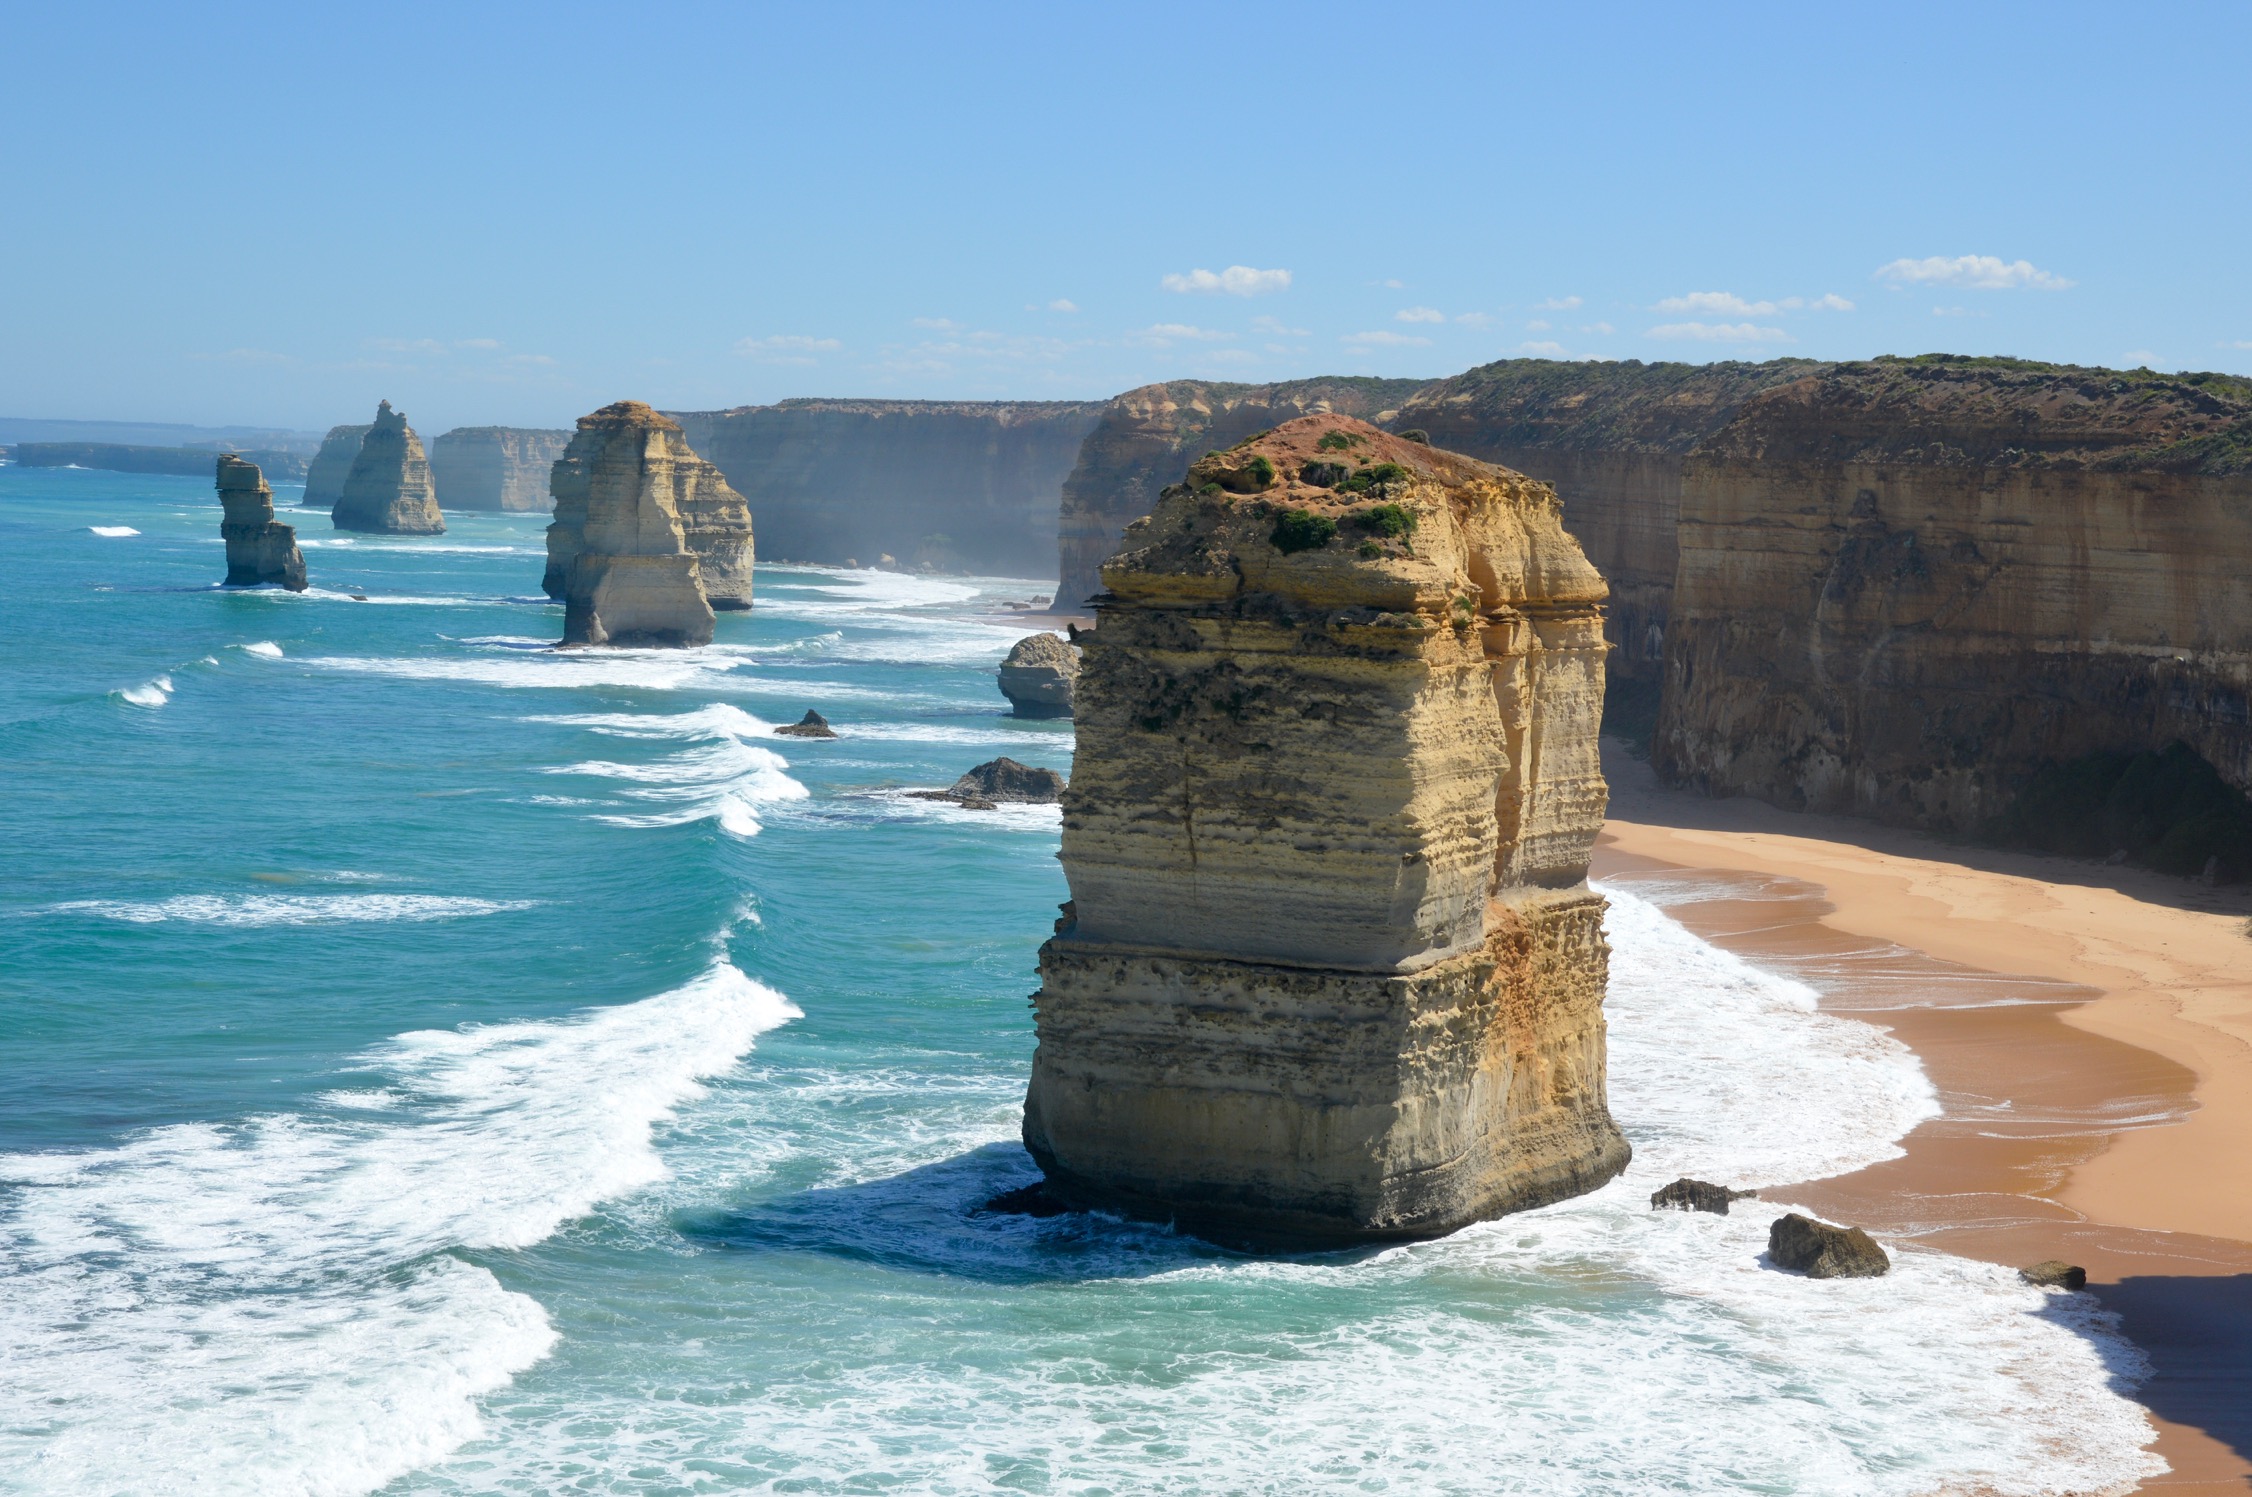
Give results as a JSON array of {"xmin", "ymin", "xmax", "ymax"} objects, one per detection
[
  {"xmin": 49, "ymin": 894, "xmax": 534, "ymax": 926},
  {"xmin": 0, "ymin": 962, "xmax": 798, "ymax": 1497},
  {"xmin": 843, "ymin": 720, "xmax": 1075, "ymax": 748},
  {"xmin": 238, "ymin": 640, "xmax": 284, "ymax": 658},
  {"xmin": 87, "ymin": 525, "xmax": 139, "ymax": 537},
  {"xmin": 114, "ymin": 674, "xmax": 173, "ymax": 707},
  {"xmin": 537, "ymin": 705, "xmax": 808, "ymax": 836},
  {"xmin": 305, "ymin": 649, "xmax": 745, "ymax": 693}
]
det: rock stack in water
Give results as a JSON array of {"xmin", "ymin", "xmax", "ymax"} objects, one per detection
[
  {"xmin": 542, "ymin": 401, "xmax": 755, "ymax": 616},
  {"xmin": 998, "ymin": 632, "xmax": 1080, "ymax": 717},
  {"xmin": 1023, "ymin": 414, "xmax": 1629, "ymax": 1245},
  {"xmin": 543, "ymin": 402, "xmax": 723, "ymax": 646},
  {"xmin": 216, "ymin": 454, "xmax": 307, "ymax": 590},
  {"xmin": 333, "ymin": 401, "xmax": 444, "ymax": 534},
  {"xmin": 302, "ymin": 422, "xmax": 371, "ymax": 508}
]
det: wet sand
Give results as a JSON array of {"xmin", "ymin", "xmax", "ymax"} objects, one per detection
[{"xmin": 1596, "ymin": 743, "xmax": 2252, "ymax": 1493}]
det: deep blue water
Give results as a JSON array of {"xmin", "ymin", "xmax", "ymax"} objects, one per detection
[{"xmin": 0, "ymin": 466, "xmax": 2162, "ymax": 1495}]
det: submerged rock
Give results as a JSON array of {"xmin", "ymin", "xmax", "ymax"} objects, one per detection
[
  {"xmin": 544, "ymin": 402, "xmax": 717, "ymax": 648},
  {"xmin": 2019, "ymin": 1260, "xmax": 2088, "ymax": 1291},
  {"xmin": 998, "ymin": 632, "xmax": 1079, "ymax": 718},
  {"xmin": 774, "ymin": 710, "xmax": 838, "ymax": 739},
  {"xmin": 950, "ymin": 757, "xmax": 1066, "ymax": 803},
  {"xmin": 303, "ymin": 423, "xmax": 371, "ymax": 508},
  {"xmin": 1026, "ymin": 414, "xmax": 1629, "ymax": 1246},
  {"xmin": 216, "ymin": 455, "xmax": 307, "ymax": 590},
  {"xmin": 1768, "ymin": 1213, "xmax": 1890, "ymax": 1278},
  {"xmin": 1650, "ymin": 1178, "xmax": 1756, "ymax": 1215},
  {"xmin": 333, "ymin": 401, "xmax": 444, "ymax": 534}
]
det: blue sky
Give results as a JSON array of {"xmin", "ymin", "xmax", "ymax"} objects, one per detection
[{"xmin": 4, "ymin": 1, "xmax": 2246, "ymax": 433}]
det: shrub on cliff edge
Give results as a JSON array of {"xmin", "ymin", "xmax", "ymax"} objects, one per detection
[{"xmin": 1270, "ymin": 509, "xmax": 1338, "ymax": 554}]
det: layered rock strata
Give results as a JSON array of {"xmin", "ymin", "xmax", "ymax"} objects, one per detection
[
  {"xmin": 998, "ymin": 632, "xmax": 1079, "ymax": 717},
  {"xmin": 427, "ymin": 426, "xmax": 572, "ymax": 511},
  {"xmin": 543, "ymin": 401, "xmax": 753, "ymax": 613},
  {"xmin": 1026, "ymin": 414, "xmax": 1629, "ymax": 1245},
  {"xmin": 215, "ymin": 454, "xmax": 307, "ymax": 590},
  {"xmin": 543, "ymin": 402, "xmax": 718, "ymax": 647},
  {"xmin": 1656, "ymin": 358, "xmax": 2252, "ymax": 827},
  {"xmin": 332, "ymin": 402, "xmax": 444, "ymax": 534},
  {"xmin": 667, "ymin": 399, "xmax": 1103, "ymax": 577},
  {"xmin": 303, "ymin": 423, "xmax": 372, "ymax": 507}
]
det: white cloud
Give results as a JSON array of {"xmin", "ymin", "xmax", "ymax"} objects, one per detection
[
  {"xmin": 1046, "ymin": 299, "xmax": 1078, "ymax": 313},
  {"xmin": 1203, "ymin": 349, "xmax": 1258, "ymax": 364},
  {"xmin": 1646, "ymin": 321, "xmax": 1793, "ymax": 343},
  {"xmin": 503, "ymin": 353, "xmax": 558, "ymax": 367},
  {"xmin": 1517, "ymin": 340, "xmax": 1569, "ymax": 357},
  {"xmin": 2232, "ymin": 340, "xmax": 2252, "ymax": 350},
  {"xmin": 1930, "ymin": 305, "xmax": 1984, "ymax": 318},
  {"xmin": 1587, "ymin": 321, "xmax": 1616, "ymax": 335},
  {"xmin": 909, "ymin": 317, "xmax": 962, "ymax": 331},
  {"xmin": 1526, "ymin": 319, "xmax": 1551, "ymax": 333},
  {"xmin": 1381, "ymin": 278, "xmax": 1406, "ymax": 289},
  {"xmin": 1395, "ymin": 306, "xmax": 1446, "ymax": 324},
  {"xmin": 1343, "ymin": 330, "xmax": 1431, "ymax": 347},
  {"xmin": 1657, "ymin": 291, "xmax": 1776, "ymax": 316},
  {"xmin": 1454, "ymin": 312, "xmax": 1495, "ymax": 329},
  {"xmin": 454, "ymin": 337, "xmax": 502, "ymax": 351},
  {"xmin": 1251, "ymin": 315, "xmax": 1310, "ymax": 336},
  {"xmin": 1535, "ymin": 296, "xmax": 1583, "ymax": 311},
  {"xmin": 735, "ymin": 333, "xmax": 843, "ymax": 363},
  {"xmin": 368, "ymin": 337, "xmax": 447, "ymax": 355},
  {"xmin": 1129, "ymin": 323, "xmax": 1233, "ymax": 347},
  {"xmin": 1804, "ymin": 293, "xmax": 1855, "ymax": 312},
  {"xmin": 1161, "ymin": 265, "xmax": 1292, "ymax": 296},
  {"xmin": 2123, "ymin": 349, "xmax": 2161, "ymax": 367},
  {"xmin": 1875, "ymin": 255, "xmax": 2073, "ymax": 291}
]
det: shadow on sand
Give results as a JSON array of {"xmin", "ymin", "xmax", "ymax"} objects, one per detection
[{"xmin": 2086, "ymin": 1274, "xmax": 2252, "ymax": 1475}]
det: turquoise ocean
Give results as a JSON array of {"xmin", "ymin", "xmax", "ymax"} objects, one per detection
[{"xmin": 1, "ymin": 466, "xmax": 2164, "ymax": 1494}]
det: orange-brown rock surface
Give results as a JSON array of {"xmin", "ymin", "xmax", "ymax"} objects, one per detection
[
  {"xmin": 1025, "ymin": 414, "xmax": 1628, "ymax": 1244},
  {"xmin": 543, "ymin": 402, "xmax": 720, "ymax": 647},
  {"xmin": 1656, "ymin": 358, "xmax": 2252, "ymax": 825}
]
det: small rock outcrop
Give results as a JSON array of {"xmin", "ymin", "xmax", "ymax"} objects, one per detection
[
  {"xmin": 998, "ymin": 633, "xmax": 1079, "ymax": 718},
  {"xmin": 774, "ymin": 711, "xmax": 838, "ymax": 739},
  {"xmin": 1025, "ymin": 414, "xmax": 1628, "ymax": 1245},
  {"xmin": 427, "ymin": 426, "xmax": 572, "ymax": 511},
  {"xmin": 909, "ymin": 757, "xmax": 1067, "ymax": 810},
  {"xmin": 1767, "ymin": 1213, "xmax": 1891, "ymax": 1278},
  {"xmin": 542, "ymin": 401, "xmax": 754, "ymax": 613},
  {"xmin": 303, "ymin": 423, "xmax": 371, "ymax": 508},
  {"xmin": 1650, "ymin": 1178, "xmax": 1757, "ymax": 1215},
  {"xmin": 333, "ymin": 401, "xmax": 444, "ymax": 534},
  {"xmin": 543, "ymin": 402, "xmax": 717, "ymax": 648},
  {"xmin": 216, "ymin": 455, "xmax": 307, "ymax": 590},
  {"xmin": 2020, "ymin": 1260, "xmax": 2088, "ymax": 1290}
]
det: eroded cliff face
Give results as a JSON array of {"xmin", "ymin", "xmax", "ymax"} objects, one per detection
[
  {"xmin": 1054, "ymin": 378, "xmax": 1428, "ymax": 611},
  {"xmin": 428, "ymin": 427, "xmax": 572, "ymax": 511},
  {"xmin": 302, "ymin": 424, "xmax": 370, "ymax": 508},
  {"xmin": 544, "ymin": 402, "xmax": 719, "ymax": 647},
  {"xmin": 216, "ymin": 454, "xmax": 307, "ymax": 590},
  {"xmin": 1657, "ymin": 358, "xmax": 2252, "ymax": 827},
  {"xmin": 333, "ymin": 402, "xmax": 444, "ymax": 534},
  {"xmin": 1026, "ymin": 414, "xmax": 1627, "ymax": 1244},
  {"xmin": 668, "ymin": 399, "xmax": 1102, "ymax": 578},
  {"xmin": 545, "ymin": 403, "xmax": 754, "ymax": 614}
]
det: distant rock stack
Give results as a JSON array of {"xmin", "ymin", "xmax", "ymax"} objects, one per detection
[
  {"xmin": 428, "ymin": 426, "xmax": 573, "ymax": 511},
  {"xmin": 998, "ymin": 632, "xmax": 1079, "ymax": 717},
  {"xmin": 333, "ymin": 401, "xmax": 444, "ymax": 534},
  {"xmin": 216, "ymin": 454, "xmax": 307, "ymax": 590},
  {"xmin": 302, "ymin": 423, "xmax": 371, "ymax": 508},
  {"xmin": 544, "ymin": 401, "xmax": 719, "ymax": 647},
  {"xmin": 1023, "ymin": 414, "xmax": 1628, "ymax": 1245}
]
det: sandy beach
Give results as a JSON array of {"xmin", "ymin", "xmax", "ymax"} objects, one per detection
[{"xmin": 1598, "ymin": 741, "xmax": 2252, "ymax": 1492}]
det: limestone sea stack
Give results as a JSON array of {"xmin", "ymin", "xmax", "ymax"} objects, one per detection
[
  {"xmin": 544, "ymin": 402, "xmax": 719, "ymax": 647},
  {"xmin": 302, "ymin": 422, "xmax": 371, "ymax": 508},
  {"xmin": 332, "ymin": 401, "xmax": 444, "ymax": 534},
  {"xmin": 1024, "ymin": 414, "xmax": 1628, "ymax": 1245},
  {"xmin": 542, "ymin": 401, "xmax": 754, "ymax": 612},
  {"xmin": 216, "ymin": 454, "xmax": 307, "ymax": 590},
  {"xmin": 998, "ymin": 632, "xmax": 1079, "ymax": 717}
]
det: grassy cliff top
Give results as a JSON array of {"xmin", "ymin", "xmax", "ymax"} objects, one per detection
[
  {"xmin": 1697, "ymin": 356, "xmax": 2252, "ymax": 473},
  {"xmin": 1396, "ymin": 358, "xmax": 1828, "ymax": 455}
]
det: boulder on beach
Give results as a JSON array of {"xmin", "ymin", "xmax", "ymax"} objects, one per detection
[
  {"xmin": 1768, "ymin": 1213, "xmax": 1890, "ymax": 1278},
  {"xmin": 2019, "ymin": 1260, "xmax": 2088, "ymax": 1291},
  {"xmin": 998, "ymin": 632, "xmax": 1079, "ymax": 718},
  {"xmin": 774, "ymin": 710, "xmax": 838, "ymax": 739},
  {"xmin": 1650, "ymin": 1178, "xmax": 1757, "ymax": 1215}
]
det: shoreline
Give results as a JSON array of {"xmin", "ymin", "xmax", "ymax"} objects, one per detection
[{"xmin": 1596, "ymin": 740, "xmax": 2252, "ymax": 1492}]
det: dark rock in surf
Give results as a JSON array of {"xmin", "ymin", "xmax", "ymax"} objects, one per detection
[
  {"xmin": 1767, "ymin": 1212, "xmax": 1890, "ymax": 1278},
  {"xmin": 1650, "ymin": 1178, "xmax": 1757, "ymax": 1215},
  {"xmin": 2019, "ymin": 1260, "xmax": 2088, "ymax": 1290},
  {"xmin": 775, "ymin": 710, "xmax": 838, "ymax": 739}
]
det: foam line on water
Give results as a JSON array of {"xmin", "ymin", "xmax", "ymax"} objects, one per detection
[
  {"xmin": 306, "ymin": 650, "xmax": 747, "ymax": 693},
  {"xmin": 113, "ymin": 674, "xmax": 173, "ymax": 708},
  {"xmin": 46, "ymin": 894, "xmax": 534, "ymax": 926},
  {"xmin": 0, "ymin": 962, "xmax": 798, "ymax": 1496},
  {"xmin": 87, "ymin": 525, "xmax": 139, "ymax": 537},
  {"xmin": 537, "ymin": 705, "xmax": 808, "ymax": 836}
]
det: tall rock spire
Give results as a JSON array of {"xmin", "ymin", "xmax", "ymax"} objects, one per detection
[
  {"xmin": 333, "ymin": 400, "xmax": 445, "ymax": 534},
  {"xmin": 216, "ymin": 454, "xmax": 307, "ymax": 590}
]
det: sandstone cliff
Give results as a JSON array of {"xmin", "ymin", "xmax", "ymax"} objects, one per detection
[
  {"xmin": 17, "ymin": 443, "xmax": 309, "ymax": 481},
  {"xmin": 544, "ymin": 402, "xmax": 753, "ymax": 613},
  {"xmin": 544, "ymin": 402, "xmax": 721, "ymax": 646},
  {"xmin": 1054, "ymin": 378, "xmax": 1428, "ymax": 611},
  {"xmin": 427, "ymin": 426, "xmax": 572, "ymax": 511},
  {"xmin": 332, "ymin": 402, "xmax": 444, "ymax": 534},
  {"xmin": 1026, "ymin": 414, "xmax": 1628, "ymax": 1244},
  {"xmin": 303, "ymin": 423, "xmax": 371, "ymax": 508},
  {"xmin": 998, "ymin": 632, "xmax": 1078, "ymax": 718},
  {"xmin": 1655, "ymin": 357, "xmax": 2252, "ymax": 831},
  {"xmin": 216, "ymin": 454, "xmax": 307, "ymax": 590},
  {"xmin": 667, "ymin": 399, "xmax": 1102, "ymax": 578}
]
